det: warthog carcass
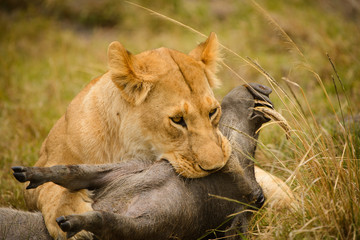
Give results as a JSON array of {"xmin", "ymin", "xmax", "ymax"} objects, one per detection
[{"xmin": 2, "ymin": 83, "xmax": 274, "ymax": 240}]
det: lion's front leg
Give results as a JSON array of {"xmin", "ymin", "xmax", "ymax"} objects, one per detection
[{"xmin": 25, "ymin": 183, "xmax": 94, "ymax": 240}]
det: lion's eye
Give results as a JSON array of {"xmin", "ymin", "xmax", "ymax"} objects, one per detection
[
  {"xmin": 209, "ymin": 108, "xmax": 218, "ymax": 119},
  {"xmin": 170, "ymin": 116, "xmax": 187, "ymax": 128}
]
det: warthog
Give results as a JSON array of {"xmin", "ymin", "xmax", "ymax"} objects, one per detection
[{"xmin": 2, "ymin": 83, "xmax": 273, "ymax": 240}]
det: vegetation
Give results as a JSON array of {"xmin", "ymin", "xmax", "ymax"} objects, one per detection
[{"xmin": 1, "ymin": 0, "xmax": 359, "ymax": 239}]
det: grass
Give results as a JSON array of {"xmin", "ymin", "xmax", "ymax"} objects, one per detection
[{"xmin": 1, "ymin": 0, "xmax": 359, "ymax": 239}]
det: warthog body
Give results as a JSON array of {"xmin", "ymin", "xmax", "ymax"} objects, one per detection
[
  {"xmin": 0, "ymin": 208, "xmax": 50, "ymax": 240},
  {"xmin": 3, "ymin": 83, "xmax": 273, "ymax": 240}
]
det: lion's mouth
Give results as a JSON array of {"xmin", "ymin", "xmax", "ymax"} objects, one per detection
[
  {"xmin": 160, "ymin": 154, "xmax": 214, "ymax": 178},
  {"xmin": 198, "ymin": 164, "xmax": 222, "ymax": 173}
]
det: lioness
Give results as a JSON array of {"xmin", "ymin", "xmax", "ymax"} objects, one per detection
[
  {"xmin": 10, "ymin": 83, "xmax": 269, "ymax": 240},
  {"xmin": 25, "ymin": 33, "xmax": 232, "ymax": 239}
]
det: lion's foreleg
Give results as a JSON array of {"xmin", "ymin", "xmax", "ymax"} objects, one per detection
[{"xmin": 25, "ymin": 183, "xmax": 94, "ymax": 240}]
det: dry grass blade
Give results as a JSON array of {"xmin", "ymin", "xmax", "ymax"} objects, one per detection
[
  {"xmin": 208, "ymin": 194, "xmax": 258, "ymax": 210},
  {"xmin": 125, "ymin": 1, "xmax": 207, "ymax": 38},
  {"xmin": 327, "ymin": 53, "xmax": 354, "ymax": 119},
  {"xmin": 125, "ymin": 1, "xmax": 264, "ymax": 87},
  {"xmin": 249, "ymin": 0, "xmax": 305, "ymax": 59},
  {"xmin": 282, "ymin": 77, "xmax": 321, "ymax": 138}
]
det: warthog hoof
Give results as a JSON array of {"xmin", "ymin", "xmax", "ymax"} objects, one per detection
[
  {"xmin": 12, "ymin": 166, "xmax": 45, "ymax": 189},
  {"xmin": 12, "ymin": 166, "xmax": 28, "ymax": 182},
  {"xmin": 56, "ymin": 215, "xmax": 82, "ymax": 239}
]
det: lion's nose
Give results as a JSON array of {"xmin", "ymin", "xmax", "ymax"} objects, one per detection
[
  {"xmin": 199, "ymin": 164, "xmax": 223, "ymax": 173},
  {"xmin": 196, "ymin": 138, "xmax": 227, "ymax": 174}
]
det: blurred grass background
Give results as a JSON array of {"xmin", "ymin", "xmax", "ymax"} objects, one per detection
[{"xmin": 0, "ymin": 0, "xmax": 359, "ymax": 239}]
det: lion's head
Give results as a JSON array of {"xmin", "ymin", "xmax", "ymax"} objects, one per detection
[{"xmin": 107, "ymin": 33, "xmax": 231, "ymax": 178}]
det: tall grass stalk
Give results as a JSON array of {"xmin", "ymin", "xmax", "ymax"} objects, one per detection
[{"xmin": 127, "ymin": 2, "xmax": 360, "ymax": 239}]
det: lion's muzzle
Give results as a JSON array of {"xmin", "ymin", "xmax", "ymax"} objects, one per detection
[
  {"xmin": 195, "ymin": 140, "xmax": 227, "ymax": 173},
  {"xmin": 163, "ymin": 133, "xmax": 231, "ymax": 178}
]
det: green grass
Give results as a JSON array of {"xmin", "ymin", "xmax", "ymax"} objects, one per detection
[{"xmin": 1, "ymin": 0, "xmax": 359, "ymax": 239}]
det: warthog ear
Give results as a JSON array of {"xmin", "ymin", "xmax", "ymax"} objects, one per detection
[
  {"xmin": 189, "ymin": 32, "xmax": 221, "ymax": 88},
  {"xmin": 108, "ymin": 41, "xmax": 155, "ymax": 105}
]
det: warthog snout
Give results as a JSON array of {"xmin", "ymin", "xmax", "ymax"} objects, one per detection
[{"xmin": 254, "ymin": 188, "xmax": 266, "ymax": 209}]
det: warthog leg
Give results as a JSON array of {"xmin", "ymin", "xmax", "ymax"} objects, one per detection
[
  {"xmin": 56, "ymin": 211, "xmax": 157, "ymax": 240},
  {"xmin": 55, "ymin": 212, "xmax": 103, "ymax": 239},
  {"xmin": 12, "ymin": 161, "xmax": 149, "ymax": 191}
]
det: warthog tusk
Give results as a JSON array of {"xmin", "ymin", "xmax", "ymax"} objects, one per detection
[
  {"xmin": 254, "ymin": 99, "xmax": 274, "ymax": 109},
  {"xmin": 254, "ymin": 104, "xmax": 291, "ymax": 139}
]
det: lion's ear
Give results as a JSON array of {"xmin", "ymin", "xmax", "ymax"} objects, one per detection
[
  {"xmin": 108, "ymin": 41, "xmax": 153, "ymax": 105},
  {"xmin": 189, "ymin": 32, "xmax": 221, "ymax": 88}
]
